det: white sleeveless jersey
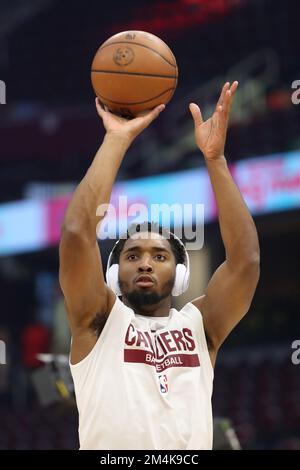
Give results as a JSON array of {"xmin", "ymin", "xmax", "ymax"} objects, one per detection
[{"xmin": 70, "ymin": 296, "xmax": 214, "ymax": 450}]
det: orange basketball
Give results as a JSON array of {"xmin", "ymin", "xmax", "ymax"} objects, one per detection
[{"xmin": 91, "ymin": 30, "xmax": 178, "ymax": 118}]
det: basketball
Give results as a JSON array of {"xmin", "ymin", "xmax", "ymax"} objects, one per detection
[{"xmin": 91, "ymin": 30, "xmax": 178, "ymax": 117}]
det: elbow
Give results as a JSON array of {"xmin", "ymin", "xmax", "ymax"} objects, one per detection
[
  {"xmin": 60, "ymin": 220, "xmax": 94, "ymax": 245},
  {"xmin": 228, "ymin": 248, "xmax": 260, "ymax": 280},
  {"xmin": 61, "ymin": 220, "xmax": 81, "ymax": 240},
  {"xmin": 61, "ymin": 219, "xmax": 82, "ymax": 237},
  {"xmin": 240, "ymin": 251, "xmax": 260, "ymax": 282},
  {"xmin": 246, "ymin": 249, "xmax": 260, "ymax": 267},
  {"xmin": 229, "ymin": 247, "xmax": 260, "ymax": 272}
]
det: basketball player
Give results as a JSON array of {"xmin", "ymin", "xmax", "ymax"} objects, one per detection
[{"xmin": 59, "ymin": 81, "xmax": 260, "ymax": 450}]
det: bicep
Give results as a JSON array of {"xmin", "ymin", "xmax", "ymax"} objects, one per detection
[
  {"xmin": 193, "ymin": 260, "xmax": 259, "ymax": 350},
  {"xmin": 59, "ymin": 229, "xmax": 109, "ymax": 330}
]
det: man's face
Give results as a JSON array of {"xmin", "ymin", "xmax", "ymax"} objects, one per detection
[{"xmin": 118, "ymin": 232, "xmax": 176, "ymax": 308}]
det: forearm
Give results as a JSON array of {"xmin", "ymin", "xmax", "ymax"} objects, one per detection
[
  {"xmin": 206, "ymin": 156, "xmax": 259, "ymax": 267},
  {"xmin": 63, "ymin": 132, "xmax": 131, "ymax": 241}
]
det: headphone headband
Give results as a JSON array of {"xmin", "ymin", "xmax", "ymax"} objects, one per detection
[{"xmin": 105, "ymin": 226, "xmax": 190, "ymax": 297}]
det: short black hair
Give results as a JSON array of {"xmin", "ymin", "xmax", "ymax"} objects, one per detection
[{"xmin": 110, "ymin": 221, "xmax": 186, "ymax": 266}]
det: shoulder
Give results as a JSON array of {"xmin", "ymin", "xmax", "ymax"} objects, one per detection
[
  {"xmin": 191, "ymin": 294, "xmax": 206, "ymax": 312},
  {"xmin": 175, "ymin": 295, "xmax": 205, "ymax": 321}
]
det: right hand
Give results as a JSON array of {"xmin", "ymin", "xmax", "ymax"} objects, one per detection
[{"xmin": 95, "ymin": 98, "xmax": 165, "ymax": 143}]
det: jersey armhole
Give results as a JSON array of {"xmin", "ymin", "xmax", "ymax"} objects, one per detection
[
  {"xmin": 69, "ymin": 295, "xmax": 122, "ymax": 369},
  {"xmin": 184, "ymin": 301, "xmax": 214, "ymax": 379}
]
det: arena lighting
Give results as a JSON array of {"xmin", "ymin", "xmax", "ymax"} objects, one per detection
[
  {"xmin": 1, "ymin": 150, "xmax": 300, "ymax": 256},
  {"xmin": 111, "ymin": 0, "xmax": 242, "ymax": 36}
]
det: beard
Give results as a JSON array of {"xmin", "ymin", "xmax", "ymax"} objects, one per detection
[{"xmin": 119, "ymin": 278, "xmax": 174, "ymax": 308}]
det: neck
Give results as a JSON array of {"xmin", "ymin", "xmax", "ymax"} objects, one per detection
[{"xmin": 122, "ymin": 296, "xmax": 172, "ymax": 317}]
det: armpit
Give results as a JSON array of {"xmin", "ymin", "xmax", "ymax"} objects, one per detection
[
  {"xmin": 89, "ymin": 312, "xmax": 109, "ymax": 338},
  {"xmin": 204, "ymin": 329, "xmax": 215, "ymax": 351}
]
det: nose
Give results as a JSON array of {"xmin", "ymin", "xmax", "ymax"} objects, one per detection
[{"xmin": 138, "ymin": 255, "xmax": 153, "ymax": 272}]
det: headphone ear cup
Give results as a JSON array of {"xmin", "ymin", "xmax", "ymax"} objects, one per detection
[
  {"xmin": 106, "ymin": 263, "xmax": 121, "ymax": 296},
  {"xmin": 172, "ymin": 263, "xmax": 189, "ymax": 296}
]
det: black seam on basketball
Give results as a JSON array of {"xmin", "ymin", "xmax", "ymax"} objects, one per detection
[
  {"xmin": 97, "ymin": 88, "xmax": 175, "ymax": 105},
  {"xmin": 99, "ymin": 41, "xmax": 176, "ymax": 68},
  {"xmin": 168, "ymin": 79, "xmax": 177, "ymax": 103},
  {"xmin": 91, "ymin": 69, "xmax": 177, "ymax": 79},
  {"xmin": 171, "ymin": 71, "xmax": 178, "ymax": 100}
]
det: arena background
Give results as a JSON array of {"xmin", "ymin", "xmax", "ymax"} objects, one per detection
[{"xmin": 0, "ymin": 0, "xmax": 300, "ymax": 450}]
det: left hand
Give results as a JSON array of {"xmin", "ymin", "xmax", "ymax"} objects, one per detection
[{"xmin": 189, "ymin": 81, "xmax": 238, "ymax": 161}]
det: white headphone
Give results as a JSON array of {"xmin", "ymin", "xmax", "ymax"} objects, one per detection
[{"xmin": 105, "ymin": 231, "xmax": 190, "ymax": 297}]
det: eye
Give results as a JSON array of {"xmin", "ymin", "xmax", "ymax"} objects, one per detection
[
  {"xmin": 127, "ymin": 254, "xmax": 138, "ymax": 261},
  {"xmin": 155, "ymin": 254, "xmax": 166, "ymax": 261}
]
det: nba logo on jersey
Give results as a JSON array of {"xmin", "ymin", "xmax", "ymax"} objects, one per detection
[{"xmin": 158, "ymin": 374, "xmax": 168, "ymax": 394}]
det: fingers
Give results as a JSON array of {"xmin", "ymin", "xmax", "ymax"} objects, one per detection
[
  {"xmin": 216, "ymin": 81, "xmax": 238, "ymax": 110},
  {"xmin": 137, "ymin": 104, "xmax": 165, "ymax": 126},
  {"xmin": 95, "ymin": 97, "xmax": 106, "ymax": 117},
  {"xmin": 150, "ymin": 103, "xmax": 166, "ymax": 118},
  {"xmin": 216, "ymin": 82, "xmax": 230, "ymax": 111},
  {"xmin": 217, "ymin": 81, "xmax": 238, "ymax": 124},
  {"xmin": 230, "ymin": 80, "xmax": 238, "ymax": 95},
  {"xmin": 189, "ymin": 103, "xmax": 203, "ymax": 127},
  {"xmin": 126, "ymin": 104, "xmax": 165, "ymax": 137},
  {"xmin": 224, "ymin": 81, "xmax": 238, "ymax": 113},
  {"xmin": 95, "ymin": 98, "xmax": 122, "ymax": 120}
]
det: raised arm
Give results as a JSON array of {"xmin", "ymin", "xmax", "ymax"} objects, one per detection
[
  {"xmin": 59, "ymin": 100, "xmax": 165, "ymax": 362},
  {"xmin": 189, "ymin": 83, "xmax": 260, "ymax": 363}
]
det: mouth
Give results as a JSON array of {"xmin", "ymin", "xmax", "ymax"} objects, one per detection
[{"xmin": 135, "ymin": 275, "xmax": 155, "ymax": 288}]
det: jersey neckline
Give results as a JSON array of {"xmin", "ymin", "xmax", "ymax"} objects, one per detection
[{"xmin": 134, "ymin": 308, "xmax": 175, "ymax": 321}]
